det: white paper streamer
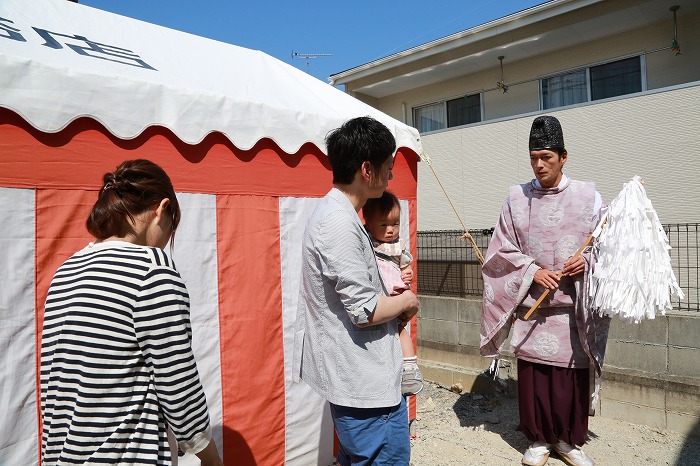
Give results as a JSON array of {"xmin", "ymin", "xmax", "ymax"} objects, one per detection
[{"xmin": 588, "ymin": 176, "xmax": 684, "ymax": 323}]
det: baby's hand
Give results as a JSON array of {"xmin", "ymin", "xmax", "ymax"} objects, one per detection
[{"xmin": 401, "ymin": 267, "xmax": 414, "ymax": 285}]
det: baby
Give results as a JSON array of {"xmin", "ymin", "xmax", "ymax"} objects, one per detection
[{"xmin": 363, "ymin": 191, "xmax": 424, "ymax": 396}]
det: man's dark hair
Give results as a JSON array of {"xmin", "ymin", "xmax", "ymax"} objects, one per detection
[
  {"xmin": 326, "ymin": 116, "xmax": 396, "ymax": 185},
  {"xmin": 362, "ymin": 190, "xmax": 400, "ymax": 222},
  {"xmin": 553, "ymin": 148, "xmax": 567, "ymax": 158}
]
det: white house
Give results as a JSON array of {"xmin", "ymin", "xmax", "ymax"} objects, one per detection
[
  {"xmin": 331, "ymin": 0, "xmax": 700, "ymax": 230},
  {"xmin": 330, "ymin": 1, "xmax": 700, "ymax": 438}
]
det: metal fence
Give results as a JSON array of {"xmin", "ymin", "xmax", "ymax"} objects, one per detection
[
  {"xmin": 417, "ymin": 229, "xmax": 493, "ymax": 297},
  {"xmin": 417, "ymin": 224, "xmax": 700, "ymax": 312},
  {"xmin": 665, "ymin": 224, "xmax": 700, "ymax": 311}
]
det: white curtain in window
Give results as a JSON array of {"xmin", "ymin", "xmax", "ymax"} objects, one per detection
[
  {"xmin": 542, "ymin": 70, "xmax": 587, "ymax": 109},
  {"xmin": 414, "ymin": 103, "xmax": 446, "ymax": 132}
]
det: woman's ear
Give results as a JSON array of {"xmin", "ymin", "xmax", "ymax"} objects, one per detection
[{"xmin": 154, "ymin": 198, "xmax": 170, "ymax": 222}]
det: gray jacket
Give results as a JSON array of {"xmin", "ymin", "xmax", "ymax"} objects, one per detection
[{"xmin": 293, "ymin": 188, "xmax": 402, "ymax": 408}]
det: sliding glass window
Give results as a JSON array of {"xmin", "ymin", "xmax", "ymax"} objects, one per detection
[
  {"xmin": 541, "ymin": 55, "xmax": 643, "ymax": 110},
  {"xmin": 590, "ymin": 56, "xmax": 642, "ymax": 101},
  {"xmin": 413, "ymin": 94, "xmax": 481, "ymax": 133}
]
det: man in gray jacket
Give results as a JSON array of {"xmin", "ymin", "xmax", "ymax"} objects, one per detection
[{"xmin": 295, "ymin": 116, "xmax": 419, "ymax": 465}]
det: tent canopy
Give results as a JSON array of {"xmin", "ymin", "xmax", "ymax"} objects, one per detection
[
  {"xmin": 0, "ymin": 1, "xmax": 421, "ymax": 465},
  {"xmin": 0, "ymin": 0, "xmax": 422, "ymax": 156}
]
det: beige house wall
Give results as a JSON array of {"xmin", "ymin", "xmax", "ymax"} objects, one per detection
[
  {"xmin": 353, "ymin": 8, "xmax": 700, "ymax": 127},
  {"xmin": 417, "ymin": 83, "xmax": 700, "ymax": 230},
  {"xmin": 417, "ymin": 295, "xmax": 700, "ymax": 438},
  {"xmin": 343, "ymin": 6, "xmax": 700, "ymax": 232}
]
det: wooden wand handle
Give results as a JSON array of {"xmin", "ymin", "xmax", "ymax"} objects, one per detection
[{"xmin": 522, "ymin": 234, "xmax": 596, "ymax": 321}]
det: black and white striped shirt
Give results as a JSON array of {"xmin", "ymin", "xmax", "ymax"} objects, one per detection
[{"xmin": 41, "ymin": 241, "xmax": 211, "ymax": 465}]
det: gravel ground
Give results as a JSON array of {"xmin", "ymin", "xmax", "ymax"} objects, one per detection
[{"xmin": 409, "ymin": 381, "xmax": 700, "ymax": 466}]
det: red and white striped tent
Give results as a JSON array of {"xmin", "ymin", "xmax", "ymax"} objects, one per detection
[{"xmin": 0, "ymin": 0, "xmax": 422, "ymax": 464}]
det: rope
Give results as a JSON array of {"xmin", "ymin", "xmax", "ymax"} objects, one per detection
[{"xmin": 422, "ymin": 153, "xmax": 485, "ymax": 265}]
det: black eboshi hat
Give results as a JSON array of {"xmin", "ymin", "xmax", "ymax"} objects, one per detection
[{"xmin": 529, "ymin": 115, "xmax": 565, "ymax": 151}]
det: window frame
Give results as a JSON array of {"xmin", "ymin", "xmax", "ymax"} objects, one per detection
[
  {"xmin": 412, "ymin": 92, "xmax": 483, "ymax": 133},
  {"xmin": 412, "ymin": 101, "xmax": 446, "ymax": 133},
  {"xmin": 539, "ymin": 54, "xmax": 646, "ymax": 110},
  {"xmin": 446, "ymin": 93, "xmax": 482, "ymax": 128}
]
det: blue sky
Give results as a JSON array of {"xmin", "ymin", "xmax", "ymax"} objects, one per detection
[{"xmin": 79, "ymin": 0, "xmax": 545, "ymax": 83}]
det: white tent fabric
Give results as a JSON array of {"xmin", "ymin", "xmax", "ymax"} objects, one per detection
[
  {"xmin": 279, "ymin": 197, "xmax": 335, "ymax": 465},
  {"xmin": 0, "ymin": 188, "xmax": 37, "ymax": 466},
  {"xmin": 0, "ymin": 1, "xmax": 422, "ymax": 463},
  {"xmin": 171, "ymin": 193, "xmax": 225, "ymax": 457},
  {"xmin": 0, "ymin": 187, "xmax": 414, "ymax": 465},
  {"xmin": 0, "ymin": 0, "xmax": 422, "ymax": 155}
]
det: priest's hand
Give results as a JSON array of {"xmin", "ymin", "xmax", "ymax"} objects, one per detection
[
  {"xmin": 534, "ymin": 268, "xmax": 560, "ymax": 290},
  {"xmin": 562, "ymin": 255, "xmax": 585, "ymax": 276}
]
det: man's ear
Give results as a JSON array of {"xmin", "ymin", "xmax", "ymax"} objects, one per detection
[{"xmin": 360, "ymin": 161, "xmax": 372, "ymax": 182}]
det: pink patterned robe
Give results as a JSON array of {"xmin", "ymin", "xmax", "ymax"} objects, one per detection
[
  {"xmin": 371, "ymin": 237, "xmax": 412, "ymax": 296},
  {"xmin": 480, "ymin": 178, "xmax": 610, "ymax": 406}
]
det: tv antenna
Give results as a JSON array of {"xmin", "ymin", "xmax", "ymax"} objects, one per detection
[{"xmin": 292, "ymin": 51, "xmax": 332, "ymax": 74}]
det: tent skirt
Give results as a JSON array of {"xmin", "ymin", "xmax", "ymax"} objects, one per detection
[{"xmin": 516, "ymin": 358, "xmax": 590, "ymax": 446}]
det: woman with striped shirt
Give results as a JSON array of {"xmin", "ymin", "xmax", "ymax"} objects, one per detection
[{"xmin": 41, "ymin": 159, "xmax": 222, "ymax": 465}]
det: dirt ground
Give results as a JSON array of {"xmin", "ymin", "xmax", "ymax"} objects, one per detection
[{"xmin": 409, "ymin": 381, "xmax": 700, "ymax": 466}]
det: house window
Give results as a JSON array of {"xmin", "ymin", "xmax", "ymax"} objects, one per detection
[
  {"xmin": 541, "ymin": 56, "xmax": 643, "ymax": 110},
  {"xmin": 447, "ymin": 94, "xmax": 481, "ymax": 127},
  {"xmin": 413, "ymin": 94, "xmax": 481, "ymax": 132},
  {"xmin": 413, "ymin": 103, "xmax": 445, "ymax": 133},
  {"xmin": 590, "ymin": 56, "xmax": 642, "ymax": 101},
  {"xmin": 541, "ymin": 69, "xmax": 587, "ymax": 109}
]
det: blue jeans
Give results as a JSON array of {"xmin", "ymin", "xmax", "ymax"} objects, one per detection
[{"xmin": 330, "ymin": 397, "xmax": 409, "ymax": 466}]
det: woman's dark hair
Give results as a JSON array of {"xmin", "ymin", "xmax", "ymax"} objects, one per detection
[
  {"xmin": 362, "ymin": 190, "xmax": 400, "ymax": 222},
  {"xmin": 86, "ymin": 159, "xmax": 180, "ymax": 241},
  {"xmin": 326, "ymin": 116, "xmax": 396, "ymax": 185}
]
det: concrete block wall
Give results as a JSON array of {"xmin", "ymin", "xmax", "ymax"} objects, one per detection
[{"xmin": 417, "ymin": 295, "xmax": 700, "ymax": 438}]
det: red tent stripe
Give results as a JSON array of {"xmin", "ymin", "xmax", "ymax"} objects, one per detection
[
  {"xmin": 34, "ymin": 189, "xmax": 100, "ymax": 463},
  {"xmin": 1, "ymin": 109, "xmax": 419, "ymax": 464},
  {"xmin": 408, "ymin": 198, "xmax": 419, "ymax": 421},
  {"xmin": 216, "ymin": 194, "xmax": 286, "ymax": 464},
  {"xmin": 0, "ymin": 109, "xmax": 418, "ymax": 200}
]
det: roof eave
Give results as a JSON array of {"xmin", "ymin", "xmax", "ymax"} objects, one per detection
[{"xmin": 329, "ymin": 0, "xmax": 602, "ymax": 86}]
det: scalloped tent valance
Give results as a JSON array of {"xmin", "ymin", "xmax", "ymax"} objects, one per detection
[{"xmin": 0, "ymin": 0, "xmax": 422, "ymax": 157}]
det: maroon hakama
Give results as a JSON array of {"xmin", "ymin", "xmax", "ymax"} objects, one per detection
[{"xmin": 517, "ymin": 359, "xmax": 590, "ymax": 446}]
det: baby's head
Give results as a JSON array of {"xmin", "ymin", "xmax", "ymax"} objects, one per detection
[{"xmin": 363, "ymin": 191, "xmax": 401, "ymax": 244}]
